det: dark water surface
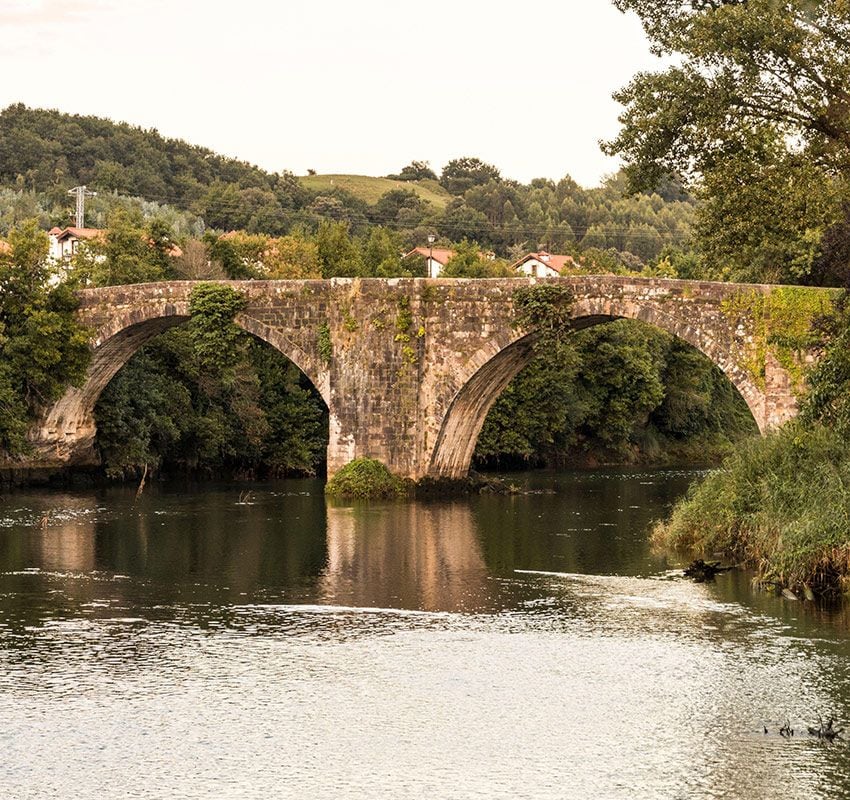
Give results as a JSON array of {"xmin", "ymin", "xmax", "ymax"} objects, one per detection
[{"xmin": 1, "ymin": 469, "xmax": 848, "ymax": 799}]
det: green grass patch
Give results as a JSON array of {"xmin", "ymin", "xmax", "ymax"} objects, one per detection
[
  {"xmin": 325, "ymin": 457, "xmax": 409, "ymax": 500},
  {"xmin": 653, "ymin": 422, "xmax": 850, "ymax": 596},
  {"xmin": 299, "ymin": 174, "xmax": 450, "ymax": 210}
]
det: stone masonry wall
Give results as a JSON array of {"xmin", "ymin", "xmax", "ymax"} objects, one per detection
[{"xmin": 17, "ymin": 276, "xmax": 822, "ymax": 479}]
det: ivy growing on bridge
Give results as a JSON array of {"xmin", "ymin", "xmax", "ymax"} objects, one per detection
[
  {"xmin": 719, "ymin": 286, "xmax": 838, "ymax": 392},
  {"xmin": 394, "ymin": 296, "xmax": 417, "ymax": 368},
  {"xmin": 512, "ymin": 284, "xmax": 576, "ymax": 352},
  {"xmin": 187, "ymin": 283, "xmax": 247, "ymax": 385},
  {"xmin": 318, "ymin": 323, "xmax": 332, "ymax": 365}
]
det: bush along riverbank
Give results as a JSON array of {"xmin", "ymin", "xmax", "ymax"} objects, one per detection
[
  {"xmin": 654, "ymin": 294, "xmax": 850, "ymax": 598},
  {"xmin": 653, "ymin": 422, "xmax": 850, "ymax": 597}
]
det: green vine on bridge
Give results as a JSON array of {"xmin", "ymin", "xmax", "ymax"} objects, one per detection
[
  {"xmin": 513, "ymin": 284, "xmax": 576, "ymax": 352},
  {"xmin": 394, "ymin": 296, "xmax": 417, "ymax": 368},
  {"xmin": 720, "ymin": 286, "xmax": 838, "ymax": 393},
  {"xmin": 187, "ymin": 282, "xmax": 247, "ymax": 384},
  {"xmin": 318, "ymin": 323, "xmax": 332, "ymax": 365}
]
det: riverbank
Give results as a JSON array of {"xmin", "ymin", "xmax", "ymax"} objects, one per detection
[
  {"xmin": 653, "ymin": 422, "xmax": 850, "ymax": 597},
  {"xmin": 1, "ymin": 432, "xmax": 741, "ymax": 493}
]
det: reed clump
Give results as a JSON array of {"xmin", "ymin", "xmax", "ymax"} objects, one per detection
[{"xmin": 653, "ymin": 422, "xmax": 850, "ymax": 597}]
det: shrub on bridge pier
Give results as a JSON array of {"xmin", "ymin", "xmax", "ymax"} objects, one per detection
[{"xmin": 325, "ymin": 458, "xmax": 409, "ymax": 500}]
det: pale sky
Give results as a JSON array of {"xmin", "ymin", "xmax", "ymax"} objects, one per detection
[{"xmin": 0, "ymin": 0, "xmax": 659, "ymax": 187}]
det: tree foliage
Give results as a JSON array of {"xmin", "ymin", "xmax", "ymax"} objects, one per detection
[
  {"xmin": 476, "ymin": 320, "xmax": 757, "ymax": 468},
  {"xmin": 440, "ymin": 157, "xmax": 502, "ymax": 195},
  {"xmin": 0, "ymin": 105, "xmax": 699, "ymax": 273},
  {"xmin": 94, "ymin": 326, "xmax": 327, "ymax": 478},
  {"xmin": 604, "ymin": 0, "xmax": 850, "ymax": 284},
  {"xmin": 387, "ymin": 161, "xmax": 437, "ymax": 182},
  {"xmin": 441, "ymin": 240, "xmax": 512, "ymax": 277},
  {"xmin": 0, "ymin": 220, "xmax": 90, "ymax": 455},
  {"xmin": 801, "ymin": 292, "xmax": 850, "ymax": 434}
]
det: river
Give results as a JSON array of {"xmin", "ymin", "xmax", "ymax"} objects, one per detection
[{"xmin": 1, "ymin": 469, "xmax": 848, "ymax": 799}]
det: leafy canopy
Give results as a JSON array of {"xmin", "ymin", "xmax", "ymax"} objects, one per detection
[
  {"xmin": 604, "ymin": 0, "xmax": 850, "ymax": 284},
  {"xmin": 0, "ymin": 220, "xmax": 91, "ymax": 454}
]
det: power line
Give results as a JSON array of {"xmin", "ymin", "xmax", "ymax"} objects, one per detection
[{"xmin": 67, "ymin": 185, "xmax": 97, "ymax": 227}]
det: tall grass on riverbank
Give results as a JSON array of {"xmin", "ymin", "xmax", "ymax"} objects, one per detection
[{"xmin": 653, "ymin": 423, "xmax": 850, "ymax": 596}]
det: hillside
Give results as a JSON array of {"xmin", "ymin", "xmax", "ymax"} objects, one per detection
[
  {"xmin": 299, "ymin": 174, "xmax": 450, "ymax": 209},
  {"xmin": 0, "ymin": 104, "xmax": 282, "ymax": 204},
  {"xmin": 0, "ymin": 104, "xmax": 696, "ymax": 263}
]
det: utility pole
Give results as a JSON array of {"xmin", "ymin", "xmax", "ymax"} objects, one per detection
[{"xmin": 68, "ymin": 185, "xmax": 97, "ymax": 228}]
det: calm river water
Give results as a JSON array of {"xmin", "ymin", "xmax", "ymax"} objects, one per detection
[{"xmin": 1, "ymin": 469, "xmax": 849, "ymax": 799}]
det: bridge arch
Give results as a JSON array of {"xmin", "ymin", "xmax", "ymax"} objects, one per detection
[
  {"xmin": 35, "ymin": 300, "xmax": 328, "ymax": 464},
  {"xmin": 428, "ymin": 296, "xmax": 766, "ymax": 479}
]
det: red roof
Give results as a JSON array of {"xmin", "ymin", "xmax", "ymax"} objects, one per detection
[
  {"xmin": 49, "ymin": 227, "xmax": 181, "ymax": 257},
  {"xmin": 57, "ymin": 227, "xmax": 106, "ymax": 239},
  {"xmin": 53, "ymin": 227, "xmax": 106, "ymax": 242},
  {"xmin": 403, "ymin": 246, "xmax": 456, "ymax": 266},
  {"xmin": 511, "ymin": 251, "xmax": 578, "ymax": 275}
]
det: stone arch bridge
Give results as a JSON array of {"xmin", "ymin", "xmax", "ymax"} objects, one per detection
[{"xmin": 26, "ymin": 277, "xmax": 814, "ymax": 480}]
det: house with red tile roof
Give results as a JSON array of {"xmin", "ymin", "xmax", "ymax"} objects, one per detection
[
  {"xmin": 402, "ymin": 246, "xmax": 456, "ymax": 279},
  {"xmin": 511, "ymin": 251, "xmax": 578, "ymax": 278},
  {"xmin": 48, "ymin": 226, "xmax": 106, "ymax": 261}
]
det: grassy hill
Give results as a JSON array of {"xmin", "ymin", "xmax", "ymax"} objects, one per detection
[{"xmin": 299, "ymin": 174, "xmax": 451, "ymax": 210}]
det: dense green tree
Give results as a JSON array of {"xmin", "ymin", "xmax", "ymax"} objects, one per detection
[
  {"xmin": 73, "ymin": 208, "xmax": 175, "ymax": 286},
  {"xmin": 369, "ymin": 189, "xmax": 426, "ymax": 228},
  {"xmin": 94, "ymin": 299, "xmax": 328, "ymax": 478},
  {"xmin": 316, "ymin": 221, "xmax": 364, "ymax": 277},
  {"xmin": 0, "ymin": 104, "xmax": 283, "ymax": 204},
  {"xmin": 387, "ymin": 161, "xmax": 437, "ymax": 181},
  {"xmin": 604, "ymin": 0, "xmax": 850, "ymax": 284},
  {"xmin": 361, "ymin": 227, "xmax": 406, "ymax": 276},
  {"xmin": 441, "ymin": 240, "xmax": 512, "ymax": 278},
  {"xmin": 0, "ymin": 220, "xmax": 90, "ymax": 454},
  {"xmin": 440, "ymin": 157, "xmax": 502, "ymax": 195},
  {"xmin": 476, "ymin": 319, "xmax": 756, "ymax": 468}
]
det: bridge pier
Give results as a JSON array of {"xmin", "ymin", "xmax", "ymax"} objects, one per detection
[{"xmin": 9, "ymin": 277, "xmax": 818, "ymax": 481}]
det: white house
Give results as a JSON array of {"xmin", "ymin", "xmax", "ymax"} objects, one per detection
[
  {"xmin": 402, "ymin": 246, "xmax": 456, "ymax": 279},
  {"xmin": 48, "ymin": 226, "xmax": 105, "ymax": 262},
  {"xmin": 512, "ymin": 251, "xmax": 578, "ymax": 278},
  {"xmin": 48, "ymin": 226, "xmax": 182, "ymax": 266}
]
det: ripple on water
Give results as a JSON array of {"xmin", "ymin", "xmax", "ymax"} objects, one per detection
[{"xmin": 0, "ymin": 475, "xmax": 848, "ymax": 799}]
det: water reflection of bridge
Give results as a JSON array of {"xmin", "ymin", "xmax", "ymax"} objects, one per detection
[
  {"xmin": 12, "ymin": 491, "xmax": 492, "ymax": 613},
  {"xmin": 321, "ymin": 502, "xmax": 489, "ymax": 612}
]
